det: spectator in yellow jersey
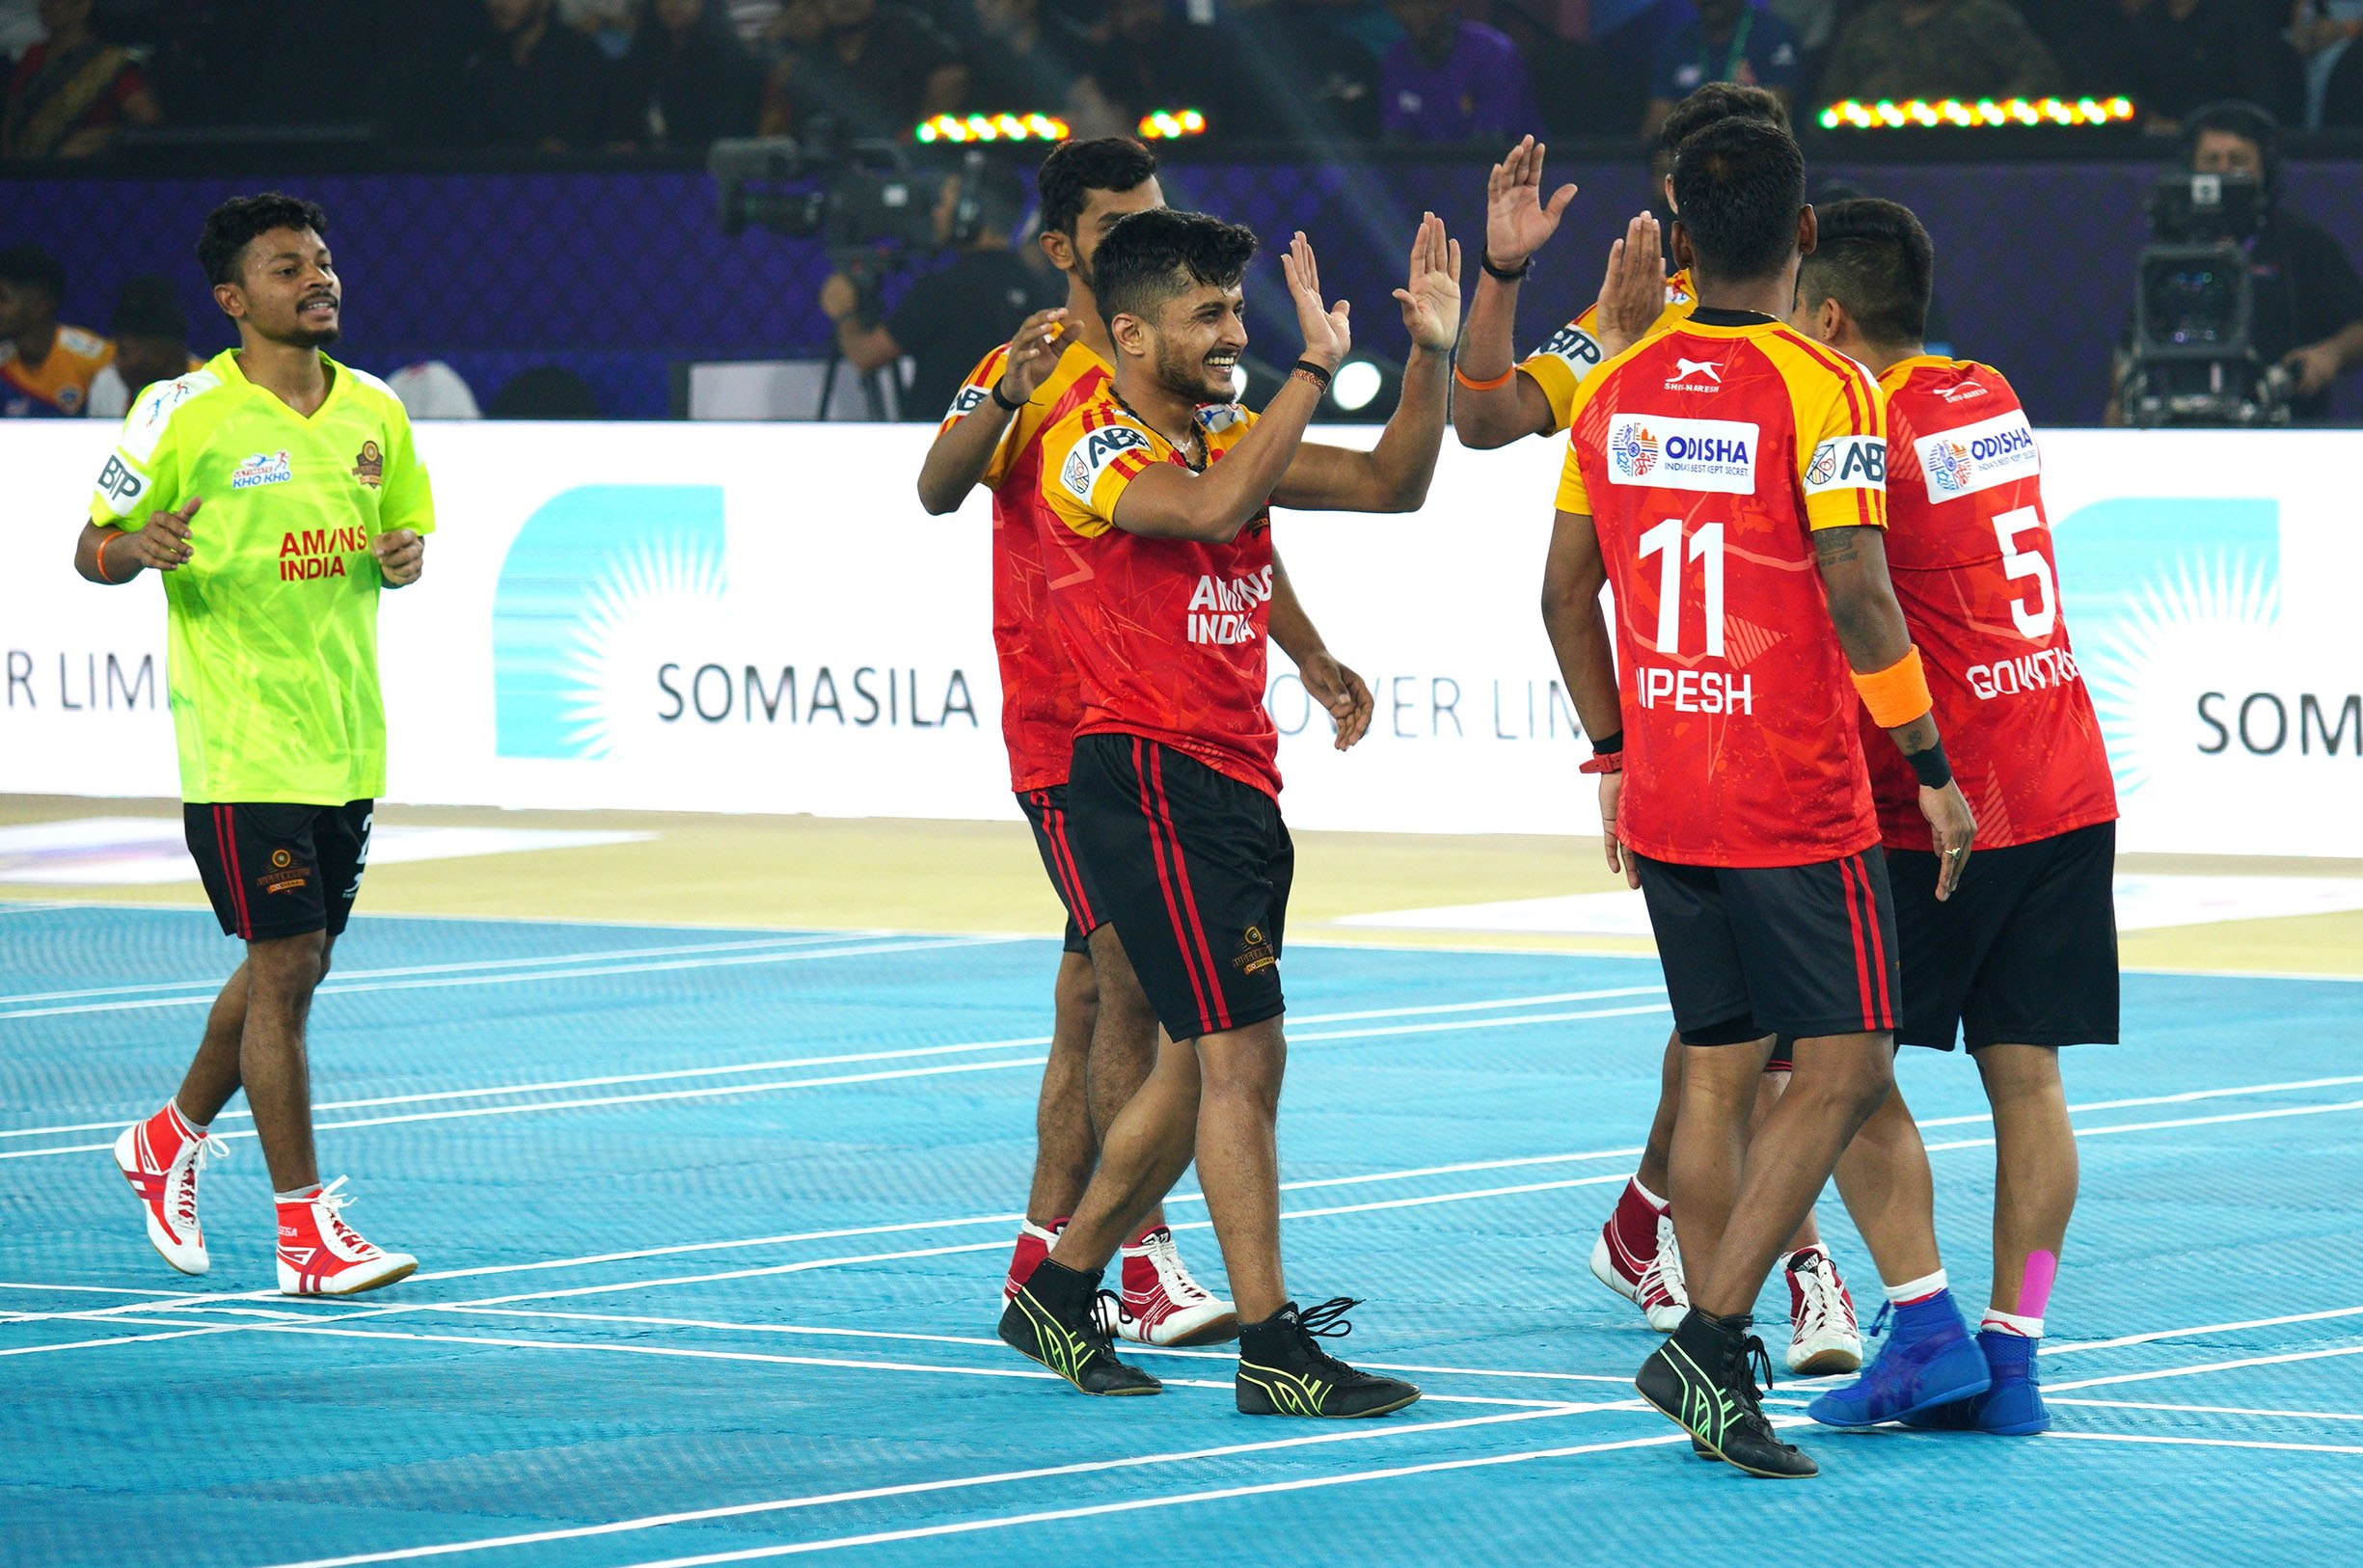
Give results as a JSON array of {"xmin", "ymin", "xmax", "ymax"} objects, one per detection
[{"xmin": 0, "ymin": 242, "xmax": 113, "ymax": 418}]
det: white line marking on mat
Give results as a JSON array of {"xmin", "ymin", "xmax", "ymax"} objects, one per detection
[
  {"xmin": 2049, "ymin": 1344, "xmax": 2363, "ymax": 1392},
  {"xmin": 2045, "ymin": 1304, "xmax": 2363, "ymax": 1356}
]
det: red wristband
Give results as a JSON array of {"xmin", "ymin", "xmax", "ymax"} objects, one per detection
[
  {"xmin": 95, "ymin": 530, "xmax": 124, "ymax": 582},
  {"xmin": 1580, "ymin": 752, "xmax": 1624, "ymax": 774}
]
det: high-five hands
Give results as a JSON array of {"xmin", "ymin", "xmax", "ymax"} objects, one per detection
[
  {"xmin": 1485, "ymin": 136, "xmax": 1577, "ymax": 272},
  {"xmin": 1593, "ymin": 212, "xmax": 1666, "ymax": 360},
  {"xmin": 994, "ymin": 307, "xmax": 1071, "ymax": 406},
  {"xmin": 1281, "ymin": 230, "xmax": 1351, "ymax": 371},
  {"xmin": 1393, "ymin": 211, "xmax": 1462, "ymax": 353}
]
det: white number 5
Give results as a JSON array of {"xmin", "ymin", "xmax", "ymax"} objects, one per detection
[{"xmin": 1992, "ymin": 505, "xmax": 2055, "ymax": 640}]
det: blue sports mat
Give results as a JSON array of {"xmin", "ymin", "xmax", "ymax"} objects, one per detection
[{"xmin": 3, "ymin": 904, "xmax": 2359, "ymax": 1567}]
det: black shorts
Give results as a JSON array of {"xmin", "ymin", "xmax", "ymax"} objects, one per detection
[
  {"xmin": 1069, "ymin": 733, "xmax": 1291, "ymax": 1043},
  {"xmin": 1636, "ymin": 849, "xmax": 1901, "ymax": 1046},
  {"xmin": 1888, "ymin": 820, "xmax": 2119, "ymax": 1051},
  {"xmin": 1018, "ymin": 785, "xmax": 1105, "ymax": 957},
  {"xmin": 184, "ymin": 801, "xmax": 372, "ymax": 942}
]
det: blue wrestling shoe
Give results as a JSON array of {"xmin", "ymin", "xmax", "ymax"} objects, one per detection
[
  {"xmin": 1806, "ymin": 1290, "xmax": 1991, "ymax": 1429},
  {"xmin": 1902, "ymin": 1329, "xmax": 2050, "ymax": 1434}
]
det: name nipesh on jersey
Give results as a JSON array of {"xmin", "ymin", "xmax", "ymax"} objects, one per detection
[
  {"xmin": 1605, "ymin": 415, "xmax": 1759, "ymax": 493},
  {"xmin": 1914, "ymin": 409, "xmax": 2039, "ymax": 501}
]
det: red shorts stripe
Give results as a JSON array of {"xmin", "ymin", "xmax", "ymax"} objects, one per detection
[
  {"xmin": 1132, "ymin": 740, "xmax": 1217, "ymax": 1029},
  {"xmin": 1146, "ymin": 746, "xmax": 1232, "ymax": 1033},
  {"xmin": 1856, "ymin": 854, "xmax": 1895, "ymax": 1028},
  {"xmin": 215, "ymin": 805, "xmax": 254, "ymax": 940},
  {"xmin": 1046, "ymin": 807, "xmax": 1096, "ymax": 930},
  {"xmin": 1836, "ymin": 854, "xmax": 1875, "ymax": 1031}
]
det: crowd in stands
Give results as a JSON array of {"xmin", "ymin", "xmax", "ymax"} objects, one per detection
[{"xmin": 6, "ymin": 1, "xmax": 2363, "ymax": 158}]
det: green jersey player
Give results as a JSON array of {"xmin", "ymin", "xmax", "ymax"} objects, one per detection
[{"xmin": 77, "ymin": 192, "xmax": 432, "ymax": 1297}]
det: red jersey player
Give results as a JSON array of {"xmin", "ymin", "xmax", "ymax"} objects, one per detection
[
  {"xmin": 999, "ymin": 208, "xmax": 1459, "ymax": 1420},
  {"xmin": 1789, "ymin": 199, "xmax": 2118, "ymax": 1439},
  {"xmin": 916, "ymin": 140, "xmax": 1372, "ymax": 1353},
  {"xmin": 1459, "ymin": 86, "xmax": 1864, "ymax": 1383},
  {"xmin": 1542, "ymin": 118, "xmax": 1983, "ymax": 1477}
]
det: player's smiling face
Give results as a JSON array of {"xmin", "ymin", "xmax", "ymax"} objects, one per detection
[
  {"xmin": 1147, "ymin": 282, "xmax": 1247, "ymax": 403},
  {"xmin": 224, "ymin": 226, "xmax": 340, "ymax": 349}
]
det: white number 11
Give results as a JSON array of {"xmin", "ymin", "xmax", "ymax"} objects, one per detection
[{"xmin": 1639, "ymin": 519, "xmax": 1725, "ymax": 657}]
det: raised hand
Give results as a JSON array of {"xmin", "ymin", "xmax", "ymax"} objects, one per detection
[
  {"xmin": 996, "ymin": 307, "xmax": 1071, "ymax": 404},
  {"xmin": 125, "ymin": 495, "xmax": 200, "ymax": 573},
  {"xmin": 372, "ymin": 527, "xmax": 425, "ymax": 588},
  {"xmin": 1485, "ymin": 136, "xmax": 1577, "ymax": 271},
  {"xmin": 1592, "ymin": 212, "xmax": 1666, "ymax": 360},
  {"xmin": 1392, "ymin": 210, "xmax": 1463, "ymax": 354},
  {"xmin": 1280, "ymin": 230, "xmax": 1351, "ymax": 370}
]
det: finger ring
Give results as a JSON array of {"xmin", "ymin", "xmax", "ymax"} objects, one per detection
[{"xmin": 1944, "ymin": 847, "xmax": 1963, "ymax": 857}]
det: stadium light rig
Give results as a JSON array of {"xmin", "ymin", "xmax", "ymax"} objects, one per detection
[
  {"xmin": 1818, "ymin": 96, "xmax": 2134, "ymax": 131},
  {"xmin": 1137, "ymin": 109, "xmax": 1208, "ymax": 140},
  {"xmin": 915, "ymin": 113, "xmax": 1070, "ymax": 145}
]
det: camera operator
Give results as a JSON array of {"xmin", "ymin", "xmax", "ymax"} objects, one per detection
[
  {"xmin": 2113, "ymin": 100, "xmax": 2363, "ymax": 423},
  {"xmin": 817, "ymin": 159, "xmax": 1056, "ymax": 419}
]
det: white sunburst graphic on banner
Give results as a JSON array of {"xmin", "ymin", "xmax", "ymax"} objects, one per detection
[
  {"xmin": 554, "ymin": 535, "xmax": 727, "ymax": 759},
  {"xmin": 2080, "ymin": 549, "xmax": 2279, "ymax": 800}
]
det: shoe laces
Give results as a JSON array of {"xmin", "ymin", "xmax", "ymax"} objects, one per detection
[
  {"xmin": 1287, "ymin": 1297, "xmax": 1365, "ymax": 1382},
  {"xmin": 1643, "ymin": 1214, "xmax": 1689, "ymax": 1302},
  {"xmin": 1136, "ymin": 1229, "xmax": 1213, "ymax": 1305},
  {"xmin": 1787, "ymin": 1249, "xmax": 1854, "ymax": 1338},
  {"xmin": 308, "ymin": 1177, "xmax": 378, "ymax": 1258},
  {"xmin": 1867, "ymin": 1301, "xmax": 1894, "ymax": 1339},
  {"xmin": 170, "ymin": 1134, "xmax": 228, "ymax": 1231}
]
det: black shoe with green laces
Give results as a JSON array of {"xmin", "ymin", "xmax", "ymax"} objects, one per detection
[
  {"xmin": 1236, "ymin": 1298, "xmax": 1422, "ymax": 1419},
  {"xmin": 1636, "ymin": 1309, "xmax": 1816, "ymax": 1477},
  {"xmin": 999, "ymin": 1258, "xmax": 1162, "ymax": 1396}
]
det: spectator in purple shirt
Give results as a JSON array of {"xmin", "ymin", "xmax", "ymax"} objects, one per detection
[{"xmin": 1380, "ymin": 0, "xmax": 1540, "ymax": 143}]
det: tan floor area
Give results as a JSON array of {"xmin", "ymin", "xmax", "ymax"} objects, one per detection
[{"xmin": 4, "ymin": 794, "xmax": 2358, "ymax": 976}]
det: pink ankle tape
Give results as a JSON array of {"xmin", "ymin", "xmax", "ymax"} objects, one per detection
[{"xmin": 2017, "ymin": 1250, "xmax": 2057, "ymax": 1319}]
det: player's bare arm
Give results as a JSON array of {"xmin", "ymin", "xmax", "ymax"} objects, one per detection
[
  {"xmin": 1266, "ymin": 546, "xmax": 1373, "ymax": 750},
  {"xmin": 1453, "ymin": 139, "xmax": 1571, "ymax": 448},
  {"xmin": 1540, "ymin": 507, "xmax": 1634, "ymax": 886},
  {"xmin": 372, "ymin": 529, "xmax": 425, "ymax": 588},
  {"xmin": 915, "ymin": 308, "xmax": 1071, "ymax": 515},
  {"xmin": 1275, "ymin": 213, "xmax": 1459, "ymax": 512},
  {"xmin": 1814, "ymin": 523, "xmax": 1977, "ymax": 896},
  {"xmin": 75, "ymin": 497, "xmax": 201, "ymax": 582},
  {"xmin": 1592, "ymin": 212, "xmax": 1666, "ymax": 361},
  {"xmin": 1109, "ymin": 232, "xmax": 1347, "ymax": 543}
]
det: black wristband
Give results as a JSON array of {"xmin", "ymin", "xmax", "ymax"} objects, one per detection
[
  {"xmin": 1905, "ymin": 739, "xmax": 1953, "ymax": 790},
  {"xmin": 1290, "ymin": 359, "xmax": 1333, "ymax": 391},
  {"xmin": 1480, "ymin": 251, "xmax": 1533, "ymax": 283},
  {"xmin": 990, "ymin": 379, "xmax": 1024, "ymax": 412},
  {"xmin": 1589, "ymin": 728, "xmax": 1623, "ymax": 756}
]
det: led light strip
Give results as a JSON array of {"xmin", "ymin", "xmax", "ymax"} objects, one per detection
[
  {"xmin": 1819, "ymin": 96, "xmax": 2135, "ymax": 130},
  {"xmin": 913, "ymin": 113, "xmax": 1069, "ymax": 145},
  {"xmin": 1137, "ymin": 109, "xmax": 1208, "ymax": 140}
]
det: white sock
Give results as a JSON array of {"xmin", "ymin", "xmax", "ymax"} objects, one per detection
[
  {"xmin": 1884, "ymin": 1268, "xmax": 1948, "ymax": 1305},
  {"xmin": 275, "ymin": 1183, "xmax": 322, "ymax": 1203},
  {"xmin": 1982, "ymin": 1308, "xmax": 2043, "ymax": 1338},
  {"xmin": 1631, "ymin": 1175, "xmax": 1669, "ymax": 1210}
]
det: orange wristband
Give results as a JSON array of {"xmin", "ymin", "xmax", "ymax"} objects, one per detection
[
  {"xmin": 1453, "ymin": 363, "xmax": 1516, "ymax": 392},
  {"xmin": 95, "ymin": 529, "xmax": 124, "ymax": 582},
  {"xmin": 1851, "ymin": 645, "xmax": 1934, "ymax": 729}
]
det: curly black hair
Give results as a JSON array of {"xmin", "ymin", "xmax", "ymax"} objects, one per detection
[
  {"xmin": 197, "ymin": 193, "xmax": 330, "ymax": 286},
  {"xmin": 1091, "ymin": 208, "xmax": 1258, "ymax": 333}
]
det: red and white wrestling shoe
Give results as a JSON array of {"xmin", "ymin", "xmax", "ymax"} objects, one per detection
[
  {"xmin": 1106, "ymin": 1225, "xmax": 1236, "ymax": 1346},
  {"xmin": 1590, "ymin": 1184, "xmax": 1690, "ymax": 1332},
  {"xmin": 1003, "ymin": 1218, "xmax": 1064, "ymax": 1303},
  {"xmin": 1783, "ymin": 1244, "xmax": 1862, "ymax": 1375},
  {"xmin": 276, "ymin": 1178, "xmax": 417, "ymax": 1296},
  {"xmin": 113, "ymin": 1102, "xmax": 222, "ymax": 1276}
]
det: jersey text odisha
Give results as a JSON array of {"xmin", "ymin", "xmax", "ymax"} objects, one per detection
[
  {"xmin": 1557, "ymin": 310, "xmax": 1888, "ymax": 867},
  {"xmin": 1519, "ymin": 269, "xmax": 1696, "ymax": 433},
  {"xmin": 943, "ymin": 338, "xmax": 1111, "ymax": 792},
  {"xmin": 1037, "ymin": 391, "xmax": 1279, "ymax": 797},
  {"xmin": 1863, "ymin": 357, "xmax": 2116, "ymax": 850},
  {"xmin": 88, "ymin": 350, "xmax": 436, "ymax": 804}
]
